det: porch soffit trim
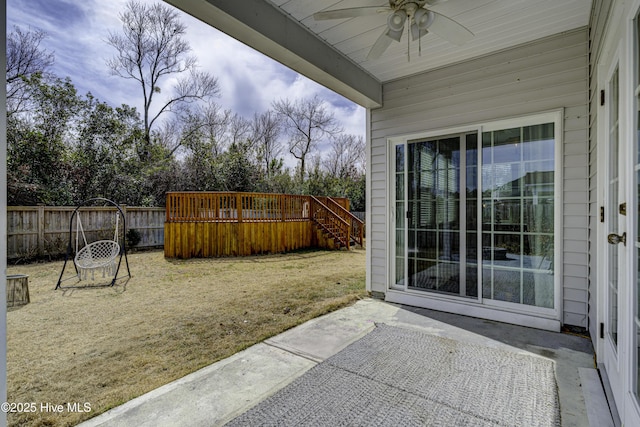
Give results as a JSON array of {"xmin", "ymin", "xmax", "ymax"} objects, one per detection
[{"xmin": 163, "ymin": 0, "xmax": 383, "ymax": 108}]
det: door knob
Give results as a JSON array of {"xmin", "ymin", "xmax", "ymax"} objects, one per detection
[{"xmin": 607, "ymin": 232, "xmax": 626, "ymax": 246}]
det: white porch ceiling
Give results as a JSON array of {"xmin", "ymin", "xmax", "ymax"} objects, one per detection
[
  {"xmin": 275, "ymin": 0, "xmax": 592, "ymax": 83},
  {"xmin": 165, "ymin": 0, "xmax": 592, "ymax": 107}
]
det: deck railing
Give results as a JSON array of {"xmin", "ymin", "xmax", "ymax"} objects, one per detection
[{"xmin": 166, "ymin": 192, "xmax": 312, "ymax": 223}]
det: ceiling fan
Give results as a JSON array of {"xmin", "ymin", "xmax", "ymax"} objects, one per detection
[{"xmin": 313, "ymin": 0, "xmax": 474, "ymax": 61}]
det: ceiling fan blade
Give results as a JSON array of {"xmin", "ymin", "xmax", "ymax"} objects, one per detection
[
  {"xmin": 367, "ymin": 28, "xmax": 394, "ymax": 60},
  {"xmin": 313, "ymin": 7, "xmax": 389, "ymax": 20},
  {"xmin": 425, "ymin": 0, "xmax": 449, "ymax": 5},
  {"xmin": 428, "ymin": 11, "xmax": 474, "ymax": 45}
]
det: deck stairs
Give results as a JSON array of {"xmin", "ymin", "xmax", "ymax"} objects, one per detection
[{"xmin": 310, "ymin": 196, "xmax": 364, "ymax": 250}]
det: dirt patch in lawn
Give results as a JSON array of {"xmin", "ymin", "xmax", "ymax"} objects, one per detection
[{"xmin": 7, "ymin": 248, "xmax": 366, "ymax": 426}]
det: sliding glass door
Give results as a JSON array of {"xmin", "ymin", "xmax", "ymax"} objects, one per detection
[
  {"xmin": 393, "ymin": 133, "xmax": 478, "ymax": 298},
  {"xmin": 391, "ymin": 116, "xmax": 558, "ymax": 314},
  {"xmin": 481, "ymin": 124, "xmax": 555, "ymax": 308}
]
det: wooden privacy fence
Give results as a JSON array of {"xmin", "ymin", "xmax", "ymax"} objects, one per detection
[
  {"xmin": 164, "ymin": 192, "xmax": 363, "ymax": 258},
  {"xmin": 7, "ymin": 205, "xmax": 165, "ymax": 260}
]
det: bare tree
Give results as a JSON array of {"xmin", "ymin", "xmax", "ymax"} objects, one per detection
[
  {"xmin": 6, "ymin": 26, "xmax": 55, "ymax": 116},
  {"xmin": 160, "ymin": 102, "xmax": 231, "ymax": 157},
  {"xmin": 323, "ymin": 134, "xmax": 366, "ymax": 179},
  {"xmin": 223, "ymin": 113, "xmax": 252, "ymax": 148},
  {"xmin": 106, "ymin": 0, "xmax": 220, "ymax": 147},
  {"xmin": 273, "ymin": 95, "xmax": 342, "ymax": 181},
  {"xmin": 251, "ymin": 110, "xmax": 283, "ymax": 178}
]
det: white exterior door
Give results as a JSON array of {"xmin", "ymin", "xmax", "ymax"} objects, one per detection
[
  {"xmin": 627, "ymin": 5, "xmax": 640, "ymax": 425},
  {"xmin": 597, "ymin": 4, "xmax": 640, "ymax": 423},
  {"xmin": 602, "ymin": 57, "xmax": 626, "ymax": 408}
]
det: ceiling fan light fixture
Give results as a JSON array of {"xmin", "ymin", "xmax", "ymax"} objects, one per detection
[
  {"xmin": 410, "ymin": 23, "xmax": 428, "ymax": 41},
  {"xmin": 317, "ymin": 0, "xmax": 473, "ymax": 61},
  {"xmin": 387, "ymin": 10, "xmax": 407, "ymax": 32},
  {"xmin": 414, "ymin": 8, "xmax": 435, "ymax": 30},
  {"xmin": 386, "ymin": 27, "xmax": 404, "ymax": 42}
]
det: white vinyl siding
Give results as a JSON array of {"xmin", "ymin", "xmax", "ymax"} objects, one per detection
[
  {"xmin": 369, "ymin": 141, "xmax": 388, "ymax": 287},
  {"xmin": 369, "ymin": 28, "xmax": 589, "ymax": 327}
]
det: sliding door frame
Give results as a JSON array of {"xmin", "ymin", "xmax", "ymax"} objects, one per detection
[{"xmin": 387, "ymin": 110, "xmax": 563, "ymax": 329}]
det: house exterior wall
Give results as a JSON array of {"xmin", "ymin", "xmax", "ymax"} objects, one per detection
[
  {"xmin": 585, "ymin": 2, "xmax": 640, "ymax": 423},
  {"xmin": 587, "ymin": 0, "xmax": 613, "ymax": 350},
  {"xmin": 369, "ymin": 28, "xmax": 590, "ymax": 327}
]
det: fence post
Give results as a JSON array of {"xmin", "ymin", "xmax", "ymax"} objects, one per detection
[
  {"xmin": 236, "ymin": 194, "xmax": 243, "ymax": 256},
  {"xmin": 166, "ymin": 194, "xmax": 171, "ymax": 222},
  {"xmin": 37, "ymin": 204, "xmax": 45, "ymax": 256}
]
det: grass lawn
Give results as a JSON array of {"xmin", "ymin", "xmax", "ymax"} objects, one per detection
[{"xmin": 7, "ymin": 248, "xmax": 366, "ymax": 426}]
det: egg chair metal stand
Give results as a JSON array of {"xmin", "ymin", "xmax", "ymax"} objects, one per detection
[{"xmin": 55, "ymin": 198, "xmax": 131, "ymax": 289}]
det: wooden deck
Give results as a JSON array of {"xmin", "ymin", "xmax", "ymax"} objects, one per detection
[{"xmin": 164, "ymin": 192, "xmax": 362, "ymax": 258}]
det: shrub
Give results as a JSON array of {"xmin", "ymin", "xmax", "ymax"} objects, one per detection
[{"xmin": 126, "ymin": 228, "xmax": 142, "ymax": 247}]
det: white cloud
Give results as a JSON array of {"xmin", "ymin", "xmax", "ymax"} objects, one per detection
[{"xmin": 7, "ymin": 0, "xmax": 366, "ymax": 163}]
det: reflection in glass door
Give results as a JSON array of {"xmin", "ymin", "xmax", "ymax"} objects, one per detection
[
  {"xmin": 407, "ymin": 137, "xmax": 462, "ymax": 295},
  {"xmin": 394, "ymin": 145, "xmax": 406, "ymax": 288},
  {"xmin": 393, "ymin": 134, "xmax": 478, "ymax": 298},
  {"xmin": 481, "ymin": 124, "xmax": 556, "ymax": 308}
]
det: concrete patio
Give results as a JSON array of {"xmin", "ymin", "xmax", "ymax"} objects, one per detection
[{"xmin": 79, "ymin": 298, "xmax": 613, "ymax": 426}]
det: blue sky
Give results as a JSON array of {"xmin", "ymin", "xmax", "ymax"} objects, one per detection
[{"xmin": 7, "ymin": 0, "xmax": 366, "ymax": 157}]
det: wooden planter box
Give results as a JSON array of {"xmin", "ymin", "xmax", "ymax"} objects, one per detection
[{"xmin": 7, "ymin": 274, "xmax": 30, "ymax": 307}]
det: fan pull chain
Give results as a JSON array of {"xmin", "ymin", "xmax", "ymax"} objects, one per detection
[{"xmin": 407, "ymin": 23, "xmax": 410, "ymax": 62}]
